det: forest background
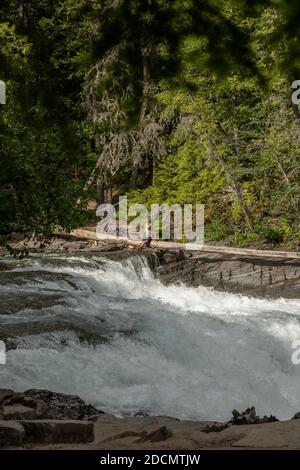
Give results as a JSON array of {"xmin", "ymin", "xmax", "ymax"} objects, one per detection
[{"xmin": 1, "ymin": 0, "xmax": 300, "ymax": 247}]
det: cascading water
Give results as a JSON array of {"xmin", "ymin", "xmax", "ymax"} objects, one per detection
[{"xmin": 1, "ymin": 253, "xmax": 300, "ymax": 422}]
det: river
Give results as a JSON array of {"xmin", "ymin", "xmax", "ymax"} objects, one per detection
[{"xmin": 1, "ymin": 253, "xmax": 300, "ymax": 422}]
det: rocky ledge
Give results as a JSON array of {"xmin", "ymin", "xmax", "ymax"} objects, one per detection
[
  {"xmin": 154, "ymin": 250, "xmax": 300, "ymax": 299},
  {"xmin": 1, "ymin": 389, "xmax": 300, "ymax": 449}
]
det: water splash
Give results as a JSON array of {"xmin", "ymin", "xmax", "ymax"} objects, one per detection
[{"xmin": 1, "ymin": 254, "xmax": 300, "ymax": 421}]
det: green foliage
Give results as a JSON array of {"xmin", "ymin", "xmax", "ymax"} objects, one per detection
[
  {"xmin": 128, "ymin": 5, "xmax": 300, "ymax": 246},
  {"xmin": 0, "ymin": 1, "xmax": 91, "ymax": 233},
  {"xmin": 1, "ymin": 1, "xmax": 300, "ymax": 247},
  {"xmin": 259, "ymin": 225, "xmax": 285, "ymax": 245}
]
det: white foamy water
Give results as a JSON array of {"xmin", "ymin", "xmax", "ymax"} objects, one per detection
[{"xmin": 1, "ymin": 254, "xmax": 300, "ymax": 421}]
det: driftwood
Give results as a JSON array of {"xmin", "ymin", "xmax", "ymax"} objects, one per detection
[{"xmin": 52, "ymin": 229, "xmax": 300, "ymax": 260}]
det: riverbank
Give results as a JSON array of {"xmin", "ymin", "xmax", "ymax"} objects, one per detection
[
  {"xmin": 6, "ymin": 417, "xmax": 300, "ymax": 450},
  {"xmin": 42, "ymin": 415, "xmax": 300, "ymax": 450},
  {"xmin": 1, "ymin": 389, "xmax": 300, "ymax": 450}
]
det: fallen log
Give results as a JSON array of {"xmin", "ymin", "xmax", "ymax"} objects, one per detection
[{"xmin": 52, "ymin": 229, "xmax": 300, "ymax": 260}]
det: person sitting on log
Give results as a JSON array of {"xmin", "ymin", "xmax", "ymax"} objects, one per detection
[{"xmin": 139, "ymin": 223, "xmax": 152, "ymax": 250}]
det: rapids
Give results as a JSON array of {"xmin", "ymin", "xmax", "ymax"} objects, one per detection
[{"xmin": 1, "ymin": 253, "xmax": 300, "ymax": 421}]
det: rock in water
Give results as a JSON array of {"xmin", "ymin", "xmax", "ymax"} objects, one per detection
[
  {"xmin": 231, "ymin": 407, "xmax": 278, "ymax": 425},
  {"xmin": 24, "ymin": 389, "xmax": 101, "ymax": 420},
  {"xmin": 232, "ymin": 407, "xmax": 257, "ymax": 425}
]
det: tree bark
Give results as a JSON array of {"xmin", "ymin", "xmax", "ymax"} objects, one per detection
[{"xmin": 96, "ymin": 179, "xmax": 104, "ymax": 204}]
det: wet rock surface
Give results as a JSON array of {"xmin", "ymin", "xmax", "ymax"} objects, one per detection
[
  {"xmin": 0, "ymin": 321, "xmax": 108, "ymax": 351},
  {"xmin": 0, "ymin": 291, "xmax": 66, "ymax": 315},
  {"xmin": 155, "ymin": 250, "xmax": 300, "ymax": 299}
]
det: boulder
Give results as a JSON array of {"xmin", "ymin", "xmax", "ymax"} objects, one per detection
[
  {"xmin": 24, "ymin": 389, "xmax": 101, "ymax": 420},
  {"xmin": 0, "ymin": 389, "xmax": 101, "ymax": 421}
]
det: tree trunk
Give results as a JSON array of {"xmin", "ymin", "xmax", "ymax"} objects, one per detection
[
  {"xmin": 106, "ymin": 185, "xmax": 113, "ymax": 204},
  {"xmin": 96, "ymin": 179, "xmax": 104, "ymax": 204}
]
